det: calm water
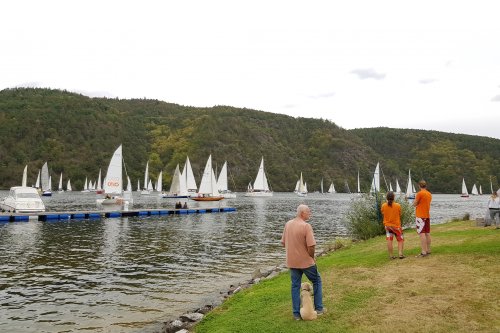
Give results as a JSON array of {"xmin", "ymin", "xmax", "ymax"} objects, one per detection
[{"xmin": 0, "ymin": 191, "xmax": 489, "ymax": 333}]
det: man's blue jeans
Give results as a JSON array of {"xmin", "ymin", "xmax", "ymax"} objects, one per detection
[{"xmin": 290, "ymin": 265, "xmax": 323, "ymax": 317}]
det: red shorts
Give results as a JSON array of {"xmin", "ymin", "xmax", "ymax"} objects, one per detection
[
  {"xmin": 385, "ymin": 226, "xmax": 404, "ymax": 242},
  {"xmin": 416, "ymin": 217, "xmax": 430, "ymax": 234}
]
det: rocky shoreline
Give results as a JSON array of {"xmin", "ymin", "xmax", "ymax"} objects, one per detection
[{"xmin": 158, "ymin": 248, "xmax": 333, "ymax": 333}]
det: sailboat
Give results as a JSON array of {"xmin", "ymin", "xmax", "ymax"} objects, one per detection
[
  {"xmin": 97, "ymin": 145, "xmax": 128, "ymax": 206},
  {"xmin": 461, "ymin": 178, "xmax": 469, "ymax": 198},
  {"xmin": 163, "ymin": 164, "xmax": 189, "ymax": 198},
  {"xmin": 320, "ymin": 178, "xmax": 324, "ymax": 194},
  {"xmin": 296, "ymin": 172, "xmax": 307, "ymax": 197},
  {"xmin": 191, "ymin": 155, "xmax": 224, "ymax": 201},
  {"xmin": 22, "ymin": 165, "xmax": 28, "ymax": 187},
  {"xmin": 327, "ymin": 182, "xmax": 336, "ymax": 194},
  {"xmin": 35, "ymin": 170, "xmax": 41, "ymax": 189},
  {"xmin": 141, "ymin": 161, "xmax": 152, "ymax": 195},
  {"xmin": 217, "ymin": 161, "xmax": 236, "ymax": 198},
  {"xmin": 66, "ymin": 179, "xmax": 72, "ymax": 191},
  {"xmin": 405, "ymin": 169, "xmax": 415, "ymax": 199},
  {"xmin": 96, "ymin": 169, "xmax": 104, "ymax": 194},
  {"xmin": 395, "ymin": 179, "xmax": 402, "ymax": 194},
  {"xmin": 479, "ymin": 185, "xmax": 483, "ymax": 195},
  {"xmin": 357, "ymin": 170, "xmax": 361, "ymax": 194},
  {"xmin": 369, "ymin": 162, "xmax": 380, "ymax": 194},
  {"xmin": 58, "ymin": 173, "xmax": 64, "ymax": 193},
  {"xmin": 245, "ymin": 157, "xmax": 273, "ymax": 197},
  {"xmin": 156, "ymin": 170, "xmax": 163, "ymax": 194},
  {"xmin": 81, "ymin": 177, "xmax": 90, "ymax": 193},
  {"xmin": 471, "ymin": 183, "xmax": 479, "ymax": 196},
  {"xmin": 41, "ymin": 162, "xmax": 52, "ymax": 196},
  {"xmin": 183, "ymin": 156, "xmax": 198, "ymax": 195}
]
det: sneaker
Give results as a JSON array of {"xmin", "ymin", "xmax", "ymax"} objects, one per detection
[
  {"xmin": 294, "ymin": 315, "xmax": 301, "ymax": 321},
  {"xmin": 317, "ymin": 308, "xmax": 326, "ymax": 315},
  {"xmin": 415, "ymin": 253, "xmax": 428, "ymax": 258}
]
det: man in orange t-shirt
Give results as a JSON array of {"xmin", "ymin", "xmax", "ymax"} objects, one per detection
[
  {"xmin": 281, "ymin": 204, "xmax": 324, "ymax": 320},
  {"xmin": 413, "ymin": 180, "xmax": 432, "ymax": 257}
]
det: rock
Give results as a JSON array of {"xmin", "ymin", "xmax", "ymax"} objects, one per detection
[
  {"xmin": 163, "ymin": 319, "xmax": 186, "ymax": 333},
  {"xmin": 180, "ymin": 312, "xmax": 204, "ymax": 322},
  {"xmin": 195, "ymin": 305, "xmax": 213, "ymax": 314},
  {"xmin": 174, "ymin": 330, "xmax": 190, "ymax": 333},
  {"xmin": 252, "ymin": 268, "xmax": 263, "ymax": 279},
  {"xmin": 265, "ymin": 271, "xmax": 279, "ymax": 280}
]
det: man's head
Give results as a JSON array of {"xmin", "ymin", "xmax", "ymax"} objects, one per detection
[{"xmin": 297, "ymin": 204, "xmax": 311, "ymax": 221}]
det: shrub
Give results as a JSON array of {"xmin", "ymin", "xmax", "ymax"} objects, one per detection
[{"xmin": 345, "ymin": 192, "xmax": 415, "ymax": 240}]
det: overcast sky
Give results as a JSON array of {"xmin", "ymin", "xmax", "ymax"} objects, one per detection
[{"xmin": 2, "ymin": 0, "xmax": 500, "ymax": 139}]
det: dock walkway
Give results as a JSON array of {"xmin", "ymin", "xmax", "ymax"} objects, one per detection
[{"xmin": 0, "ymin": 206, "xmax": 236, "ymax": 222}]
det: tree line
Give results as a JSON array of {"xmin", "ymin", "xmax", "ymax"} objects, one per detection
[{"xmin": 0, "ymin": 88, "xmax": 498, "ymax": 194}]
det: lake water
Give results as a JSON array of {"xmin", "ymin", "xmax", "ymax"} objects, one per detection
[{"xmin": 0, "ymin": 191, "xmax": 489, "ymax": 333}]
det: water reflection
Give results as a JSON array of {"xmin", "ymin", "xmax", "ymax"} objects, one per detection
[{"xmin": 0, "ymin": 192, "xmax": 489, "ymax": 332}]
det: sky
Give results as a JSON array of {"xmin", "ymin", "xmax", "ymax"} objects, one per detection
[{"xmin": 2, "ymin": 0, "xmax": 500, "ymax": 139}]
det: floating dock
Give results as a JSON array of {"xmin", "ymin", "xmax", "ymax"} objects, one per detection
[{"xmin": 0, "ymin": 207, "xmax": 236, "ymax": 222}]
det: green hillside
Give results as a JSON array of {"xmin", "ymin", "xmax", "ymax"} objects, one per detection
[{"xmin": 1, "ymin": 88, "xmax": 498, "ymax": 193}]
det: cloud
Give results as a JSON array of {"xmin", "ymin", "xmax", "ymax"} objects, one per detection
[
  {"xmin": 419, "ymin": 78, "xmax": 438, "ymax": 84},
  {"xmin": 491, "ymin": 94, "xmax": 500, "ymax": 102},
  {"xmin": 308, "ymin": 92, "xmax": 335, "ymax": 99},
  {"xmin": 350, "ymin": 68, "xmax": 386, "ymax": 80}
]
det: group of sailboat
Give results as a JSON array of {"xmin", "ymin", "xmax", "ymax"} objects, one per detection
[{"xmin": 294, "ymin": 172, "xmax": 308, "ymax": 197}]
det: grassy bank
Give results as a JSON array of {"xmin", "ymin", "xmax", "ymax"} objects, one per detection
[{"xmin": 193, "ymin": 221, "xmax": 500, "ymax": 333}]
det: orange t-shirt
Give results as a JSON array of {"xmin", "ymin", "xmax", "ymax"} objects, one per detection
[
  {"xmin": 415, "ymin": 189, "xmax": 432, "ymax": 218},
  {"xmin": 281, "ymin": 218, "xmax": 316, "ymax": 269},
  {"xmin": 381, "ymin": 202, "xmax": 402, "ymax": 228}
]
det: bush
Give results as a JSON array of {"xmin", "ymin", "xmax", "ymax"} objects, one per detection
[{"xmin": 345, "ymin": 192, "xmax": 415, "ymax": 240}]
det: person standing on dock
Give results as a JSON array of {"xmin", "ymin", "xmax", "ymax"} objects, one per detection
[
  {"xmin": 281, "ymin": 204, "xmax": 324, "ymax": 320},
  {"xmin": 413, "ymin": 180, "xmax": 432, "ymax": 257}
]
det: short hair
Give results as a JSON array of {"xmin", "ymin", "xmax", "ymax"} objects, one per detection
[
  {"xmin": 297, "ymin": 204, "xmax": 309, "ymax": 216},
  {"xmin": 419, "ymin": 180, "xmax": 427, "ymax": 188}
]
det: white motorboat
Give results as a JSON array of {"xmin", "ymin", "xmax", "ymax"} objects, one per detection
[{"xmin": 0, "ymin": 186, "xmax": 46, "ymax": 213}]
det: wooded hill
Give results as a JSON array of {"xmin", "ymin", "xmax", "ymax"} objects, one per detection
[{"xmin": 1, "ymin": 88, "xmax": 499, "ymax": 194}]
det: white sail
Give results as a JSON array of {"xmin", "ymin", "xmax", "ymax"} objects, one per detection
[
  {"xmin": 156, "ymin": 171, "xmax": 163, "ymax": 192},
  {"xmin": 389, "ymin": 182, "xmax": 393, "ymax": 192},
  {"xmin": 296, "ymin": 172, "xmax": 307, "ymax": 196},
  {"xmin": 137, "ymin": 179, "xmax": 141, "ymax": 192},
  {"xmin": 48, "ymin": 176, "xmax": 52, "ymax": 191},
  {"xmin": 58, "ymin": 173, "xmax": 64, "ymax": 191},
  {"xmin": 35, "ymin": 170, "xmax": 40, "ymax": 188},
  {"xmin": 41, "ymin": 162, "xmax": 50, "ymax": 191},
  {"xmin": 479, "ymin": 185, "xmax": 483, "ymax": 195},
  {"xmin": 395, "ymin": 179, "xmax": 402, "ymax": 193},
  {"xmin": 66, "ymin": 179, "xmax": 72, "ymax": 191},
  {"xmin": 320, "ymin": 178, "xmax": 324, "ymax": 194},
  {"xmin": 183, "ymin": 156, "xmax": 198, "ymax": 193},
  {"xmin": 405, "ymin": 170, "xmax": 414, "ymax": 198},
  {"xmin": 143, "ymin": 161, "xmax": 149, "ymax": 190},
  {"xmin": 357, "ymin": 170, "xmax": 361, "ymax": 193},
  {"xmin": 328, "ymin": 182, "xmax": 336, "ymax": 193},
  {"xmin": 97, "ymin": 169, "xmax": 102, "ymax": 191},
  {"xmin": 197, "ymin": 155, "xmax": 219, "ymax": 196},
  {"xmin": 370, "ymin": 162, "xmax": 380, "ymax": 193},
  {"xmin": 461, "ymin": 178, "xmax": 469, "ymax": 197},
  {"xmin": 471, "ymin": 184, "xmax": 479, "ymax": 195},
  {"xmin": 217, "ymin": 161, "xmax": 229, "ymax": 192},
  {"xmin": 169, "ymin": 164, "xmax": 188, "ymax": 196},
  {"xmin": 22, "ymin": 165, "xmax": 28, "ymax": 187},
  {"xmin": 294, "ymin": 180, "xmax": 300, "ymax": 192},
  {"xmin": 253, "ymin": 157, "xmax": 270, "ymax": 191},
  {"xmin": 82, "ymin": 177, "xmax": 88, "ymax": 191},
  {"xmin": 103, "ymin": 145, "xmax": 123, "ymax": 195}
]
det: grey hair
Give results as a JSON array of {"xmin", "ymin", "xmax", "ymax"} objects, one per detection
[{"xmin": 296, "ymin": 204, "xmax": 309, "ymax": 216}]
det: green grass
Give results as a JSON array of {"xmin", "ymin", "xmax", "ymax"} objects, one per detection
[{"xmin": 193, "ymin": 221, "xmax": 500, "ymax": 333}]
